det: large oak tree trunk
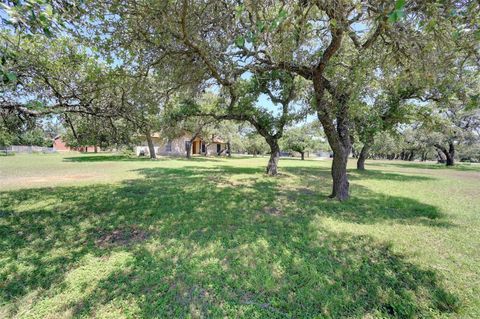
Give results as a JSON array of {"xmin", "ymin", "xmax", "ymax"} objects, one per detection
[
  {"xmin": 313, "ymin": 87, "xmax": 351, "ymax": 200},
  {"xmin": 435, "ymin": 143, "xmax": 455, "ymax": 166},
  {"xmin": 330, "ymin": 148, "xmax": 350, "ymax": 201},
  {"xmin": 300, "ymin": 151, "xmax": 305, "ymax": 160},
  {"xmin": 315, "ymin": 106, "xmax": 351, "ymax": 201},
  {"xmin": 446, "ymin": 142, "xmax": 455, "ymax": 166},
  {"xmin": 145, "ymin": 131, "xmax": 157, "ymax": 159},
  {"xmin": 266, "ymin": 140, "xmax": 280, "ymax": 176},
  {"xmin": 446, "ymin": 154, "xmax": 454, "ymax": 166},
  {"xmin": 356, "ymin": 137, "xmax": 372, "ymax": 170}
]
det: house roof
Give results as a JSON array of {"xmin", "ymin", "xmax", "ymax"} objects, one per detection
[
  {"xmin": 133, "ymin": 132, "xmax": 162, "ymax": 138},
  {"xmin": 212, "ymin": 136, "xmax": 225, "ymax": 144}
]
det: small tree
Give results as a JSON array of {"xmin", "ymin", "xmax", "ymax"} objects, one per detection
[
  {"xmin": 281, "ymin": 125, "xmax": 319, "ymax": 160},
  {"xmin": 211, "ymin": 72, "xmax": 306, "ymax": 175}
]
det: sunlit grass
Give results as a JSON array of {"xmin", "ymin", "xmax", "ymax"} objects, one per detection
[{"xmin": 1, "ymin": 153, "xmax": 479, "ymax": 318}]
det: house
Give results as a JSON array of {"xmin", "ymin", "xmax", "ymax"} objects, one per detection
[
  {"xmin": 135, "ymin": 132, "xmax": 228, "ymax": 157},
  {"xmin": 53, "ymin": 136, "xmax": 97, "ymax": 152}
]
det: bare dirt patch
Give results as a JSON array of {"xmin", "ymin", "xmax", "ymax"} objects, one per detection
[{"xmin": 95, "ymin": 226, "xmax": 149, "ymax": 248}]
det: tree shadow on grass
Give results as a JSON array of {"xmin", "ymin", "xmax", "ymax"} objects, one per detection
[
  {"xmin": 280, "ymin": 165, "xmax": 448, "ymax": 226},
  {"xmin": 0, "ymin": 164, "xmax": 458, "ymax": 318},
  {"xmin": 283, "ymin": 165, "xmax": 436, "ymax": 182},
  {"xmin": 348, "ymin": 169, "xmax": 436, "ymax": 182}
]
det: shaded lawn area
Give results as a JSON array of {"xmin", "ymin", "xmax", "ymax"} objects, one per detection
[{"xmin": 1, "ymin": 154, "xmax": 479, "ymax": 318}]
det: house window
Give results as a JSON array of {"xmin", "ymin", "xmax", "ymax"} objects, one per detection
[
  {"xmin": 185, "ymin": 141, "xmax": 191, "ymax": 151},
  {"xmin": 165, "ymin": 140, "xmax": 172, "ymax": 152}
]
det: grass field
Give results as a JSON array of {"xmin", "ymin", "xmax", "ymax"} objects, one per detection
[{"xmin": 1, "ymin": 153, "xmax": 479, "ymax": 318}]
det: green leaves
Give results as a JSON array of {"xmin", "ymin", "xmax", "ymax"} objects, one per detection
[
  {"xmin": 388, "ymin": 0, "xmax": 406, "ymax": 23},
  {"xmin": 0, "ymin": 0, "xmax": 59, "ymax": 36},
  {"xmin": 395, "ymin": 0, "xmax": 405, "ymax": 10},
  {"xmin": 234, "ymin": 9, "xmax": 288, "ymax": 48},
  {"xmin": 269, "ymin": 9, "xmax": 288, "ymax": 31},
  {"xmin": 256, "ymin": 21, "xmax": 265, "ymax": 33},
  {"xmin": 0, "ymin": 48, "xmax": 18, "ymax": 84},
  {"xmin": 466, "ymin": 94, "xmax": 479, "ymax": 111},
  {"xmin": 235, "ymin": 4, "xmax": 244, "ymax": 17},
  {"xmin": 44, "ymin": 4, "xmax": 53, "ymax": 17},
  {"xmin": 0, "ymin": 67, "xmax": 18, "ymax": 85},
  {"xmin": 6, "ymin": 71, "xmax": 17, "ymax": 83},
  {"xmin": 234, "ymin": 35, "xmax": 245, "ymax": 48}
]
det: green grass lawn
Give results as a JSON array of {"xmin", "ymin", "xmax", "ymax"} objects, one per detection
[{"xmin": 1, "ymin": 153, "xmax": 479, "ymax": 318}]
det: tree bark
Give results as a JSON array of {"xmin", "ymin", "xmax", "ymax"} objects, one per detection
[
  {"xmin": 300, "ymin": 151, "xmax": 305, "ymax": 160},
  {"xmin": 186, "ymin": 141, "xmax": 192, "ymax": 159},
  {"xmin": 356, "ymin": 136, "xmax": 372, "ymax": 170},
  {"xmin": 186, "ymin": 134, "xmax": 198, "ymax": 159},
  {"xmin": 435, "ymin": 143, "xmax": 455, "ymax": 166},
  {"xmin": 331, "ymin": 148, "xmax": 350, "ymax": 201},
  {"xmin": 204, "ymin": 143, "xmax": 209, "ymax": 156},
  {"xmin": 145, "ymin": 131, "xmax": 157, "ymax": 159},
  {"xmin": 437, "ymin": 150, "xmax": 446, "ymax": 163},
  {"xmin": 315, "ymin": 107, "xmax": 351, "ymax": 201},
  {"xmin": 227, "ymin": 141, "xmax": 231, "ymax": 157},
  {"xmin": 266, "ymin": 139, "xmax": 280, "ymax": 176},
  {"xmin": 446, "ymin": 142, "xmax": 455, "ymax": 166},
  {"xmin": 94, "ymin": 145, "xmax": 98, "ymax": 153},
  {"xmin": 313, "ymin": 91, "xmax": 351, "ymax": 200},
  {"xmin": 446, "ymin": 155, "xmax": 454, "ymax": 166},
  {"xmin": 408, "ymin": 150, "xmax": 415, "ymax": 161}
]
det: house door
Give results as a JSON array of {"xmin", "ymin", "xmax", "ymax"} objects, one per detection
[{"xmin": 192, "ymin": 141, "xmax": 197, "ymax": 154}]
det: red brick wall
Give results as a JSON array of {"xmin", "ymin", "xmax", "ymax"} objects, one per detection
[
  {"xmin": 53, "ymin": 137, "xmax": 95, "ymax": 152},
  {"xmin": 53, "ymin": 137, "xmax": 70, "ymax": 151}
]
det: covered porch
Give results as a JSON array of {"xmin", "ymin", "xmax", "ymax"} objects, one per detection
[{"xmin": 190, "ymin": 136, "xmax": 228, "ymax": 156}]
